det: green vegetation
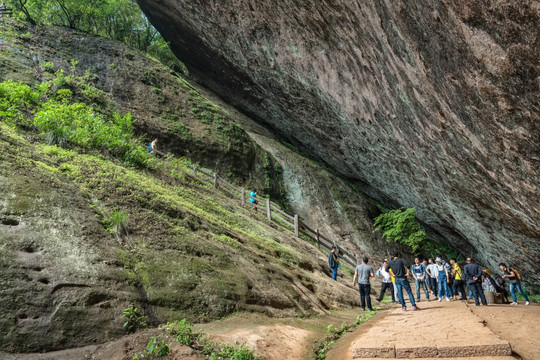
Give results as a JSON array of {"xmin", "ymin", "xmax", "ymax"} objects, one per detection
[
  {"xmin": 123, "ymin": 306, "xmax": 148, "ymax": 333},
  {"xmin": 10, "ymin": 0, "xmax": 185, "ymax": 74},
  {"xmin": 373, "ymin": 207, "xmax": 463, "ymax": 259},
  {"xmin": 108, "ymin": 209, "xmax": 130, "ymax": 237},
  {"xmin": 373, "ymin": 207, "xmax": 426, "ymax": 253},
  {"xmin": 1, "ymin": 65, "xmax": 152, "ymax": 168},
  {"xmin": 314, "ymin": 312, "xmax": 376, "ymax": 359},
  {"xmin": 133, "ymin": 335, "xmax": 170, "ymax": 359},
  {"xmin": 163, "ymin": 319, "xmax": 260, "ymax": 360}
]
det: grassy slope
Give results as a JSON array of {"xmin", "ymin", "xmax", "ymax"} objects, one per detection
[{"xmin": 0, "ymin": 20, "xmax": 360, "ymax": 351}]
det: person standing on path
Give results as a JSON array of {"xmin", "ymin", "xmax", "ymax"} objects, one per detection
[
  {"xmin": 411, "ymin": 257, "xmax": 429, "ymax": 301},
  {"xmin": 376, "ymin": 259, "xmax": 395, "ymax": 303},
  {"xmin": 353, "ymin": 257, "xmax": 375, "ymax": 311},
  {"xmin": 464, "ymin": 257, "xmax": 487, "ymax": 306},
  {"xmin": 499, "ymin": 263, "xmax": 530, "ymax": 305},
  {"xmin": 426, "ymin": 258, "xmax": 438, "ymax": 300},
  {"xmin": 328, "ymin": 246, "xmax": 340, "ymax": 281},
  {"xmin": 435, "ymin": 258, "xmax": 451, "ymax": 302},
  {"xmin": 436, "ymin": 254, "xmax": 453, "ymax": 298},
  {"xmin": 385, "ymin": 251, "xmax": 419, "ymax": 311},
  {"xmin": 450, "ymin": 258, "xmax": 467, "ymax": 300}
]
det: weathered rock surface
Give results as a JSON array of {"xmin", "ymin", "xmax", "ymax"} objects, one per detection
[
  {"xmin": 137, "ymin": 0, "xmax": 540, "ymax": 288},
  {"xmin": 0, "ymin": 128, "xmax": 134, "ymax": 352}
]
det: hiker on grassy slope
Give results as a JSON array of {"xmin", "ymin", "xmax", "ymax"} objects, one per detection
[
  {"xmin": 385, "ymin": 250, "xmax": 419, "ymax": 311},
  {"xmin": 328, "ymin": 246, "xmax": 340, "ymax": 281}
]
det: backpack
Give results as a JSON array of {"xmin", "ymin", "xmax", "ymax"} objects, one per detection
[
  {"xmin": 510, "ymin": 268, "xmax": 522, "ymax": 281},
  {"xmin": 147, "ymin": 143, "xmax": 152, "ymax": 153}
]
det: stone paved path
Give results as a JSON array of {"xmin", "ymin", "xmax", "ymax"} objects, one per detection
[{"xmin": 349, "ymin": 300, "xmax": 513, "ymax": 359}]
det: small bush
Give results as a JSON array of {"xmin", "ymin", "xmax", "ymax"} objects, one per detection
[
  {"xmin": 164, "ymin": 319, "xmax": 193, "ymax": 346},
  {"xmin": 133, "ymin": 335, "xmax": 169, "ymax": 359},
  {"xmin": 109, "ymin": 209, "xmax": 129, "ymax": 237},
  {"xmin": 122, "ymin": 306, "xmax": 147, "ymax": 333}
]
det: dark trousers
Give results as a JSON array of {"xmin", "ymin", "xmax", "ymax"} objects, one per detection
[
  {"xmin": 427, "ymin": 277, "xmax": 437, "ymax": 297},
  {"xmin": 452, "ymin": 279, "xmax": 466, "ymax": 298},
  {"xmin": 469, "ymin": 281, "xmax": 487, "ymax": 305},
  {"xmin": 358, "ymin": 284, "xmax": 372, "ymax": 310},
  {"xmin": 377, "ymin": 282, "xmax": 395, "ymax": 302}
]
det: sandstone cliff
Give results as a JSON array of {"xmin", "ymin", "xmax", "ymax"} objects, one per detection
[{"xmin": 136, "ymin": 0, "xmax": 540, "ymax": 288}]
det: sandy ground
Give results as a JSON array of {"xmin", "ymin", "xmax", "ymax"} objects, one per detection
[{"xmin": 2, "ymin": 300, "xmax": 539, "ymax": 359}]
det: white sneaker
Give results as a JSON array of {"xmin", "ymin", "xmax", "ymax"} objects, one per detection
[
  {"xmin": 445, "ymin": 297, "xmax": 450, "ymax": 302},
  {"xmin": 438, "ymin": 298, "xmax": 442, "ymax": 302},
  {"xmin": 510, "ymin": 302, "xmax": 517, "ymax": 306},
  {"xmin": 525, "ymin": 301, "xmax": 530, "ymax": 306}
]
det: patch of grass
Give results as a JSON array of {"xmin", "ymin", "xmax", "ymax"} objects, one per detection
[
  {"xmin": 164, "ymin": 319, "xmax": 260, "ymax": 360},
  {"xmin": 314, "ymin": 311, "xmax": 377, "ymax": 359}
]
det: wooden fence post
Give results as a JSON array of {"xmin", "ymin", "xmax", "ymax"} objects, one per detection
[
  {"xmin": 294, "ymin": 214, "xmax": 299, "ymax": 237},
  {"xmin": 266, "ymin": 198, "xmax": 271, "ymax": 220},
  {"xmin": 316, "ymin": 229, "xmax": 320, "ymax": 248},
  {"xmin": 213, "ymin": 172, "xmax": 218, "ymax": 188},
  {"xmin": 241, "ymin": 188, "xmax": 245, "ymax": 206}
]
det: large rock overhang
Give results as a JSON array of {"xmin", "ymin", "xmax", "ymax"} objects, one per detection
[{"xmin": 136, "ymin": 0, "xmax": 540, "ymax": 289}]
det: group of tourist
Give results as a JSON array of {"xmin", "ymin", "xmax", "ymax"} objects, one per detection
[{"xmin": 341, "ymin": 249, "xmax": 531, "ymax": 312}]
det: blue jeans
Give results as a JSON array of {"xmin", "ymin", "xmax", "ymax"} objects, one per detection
[
  {"xmin": 395, "ymin": 277, "xmax": 416, "ymax": 308},
  {"xmin": 415, "ymin": 279, "xmax": 429, "ymax": 300},
  {"xmin": 509, "ymin": 281, "xmax": 529, "ymax": 303},
  {"xmin": 438, "ymin": 274, "xmax": 449, "ymax": 299},
  {"xmin": 332, "ymin": 266, "xmax": 338, "ymax": 280}
]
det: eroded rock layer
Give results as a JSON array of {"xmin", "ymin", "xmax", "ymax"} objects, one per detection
[{"xmin": 137, "ymin": 0, "xmax": 540, "ymax": 288}]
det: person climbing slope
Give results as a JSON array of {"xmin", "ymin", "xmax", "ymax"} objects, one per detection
[{"xmin": 329, "ymin": 246, "xmax": 340, "ymax": 281}]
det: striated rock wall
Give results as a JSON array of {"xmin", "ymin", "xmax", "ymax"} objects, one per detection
[{"xmin": 137, "ymin": 0, "xmax": 540, "ymax": 289}]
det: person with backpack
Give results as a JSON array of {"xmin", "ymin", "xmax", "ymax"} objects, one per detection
[
  {"xmin": 411, "ymin": 257, "xmax": 429, "ymax": 301},
  {"xmin": 328, "ymin": 246, "xmax": 340, "ymax": 280},
  {"xmin": 499, "ymin": 263, "xmax": 530, "ymax": 305}
]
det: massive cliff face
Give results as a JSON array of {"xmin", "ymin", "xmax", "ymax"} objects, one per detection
[{"xmin": 136, "ymin": 0, "xmax": 540, "ymax": 287}]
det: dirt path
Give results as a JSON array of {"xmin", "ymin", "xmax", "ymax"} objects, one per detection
[{"xmin": 2, "ymin": 302, "xmax": 539, "ymax": 359}]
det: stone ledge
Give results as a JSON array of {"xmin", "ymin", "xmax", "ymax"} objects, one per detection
[{"xmin": 352, "ymin": 342, "xmax": 512, "ymax": 358}]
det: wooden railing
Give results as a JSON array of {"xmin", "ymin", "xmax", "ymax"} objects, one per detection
[
  {"xmin": 188, "ymin": 165, "xmax": 358, "ymax": 270},
  {"xmin": 0, "ymin": 8, "xmax": 13, "ymax": 17}
]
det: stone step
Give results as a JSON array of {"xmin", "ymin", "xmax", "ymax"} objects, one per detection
[{"xmin": 351, "ymin": 301, "xmax": 512, "ymax": 359}]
